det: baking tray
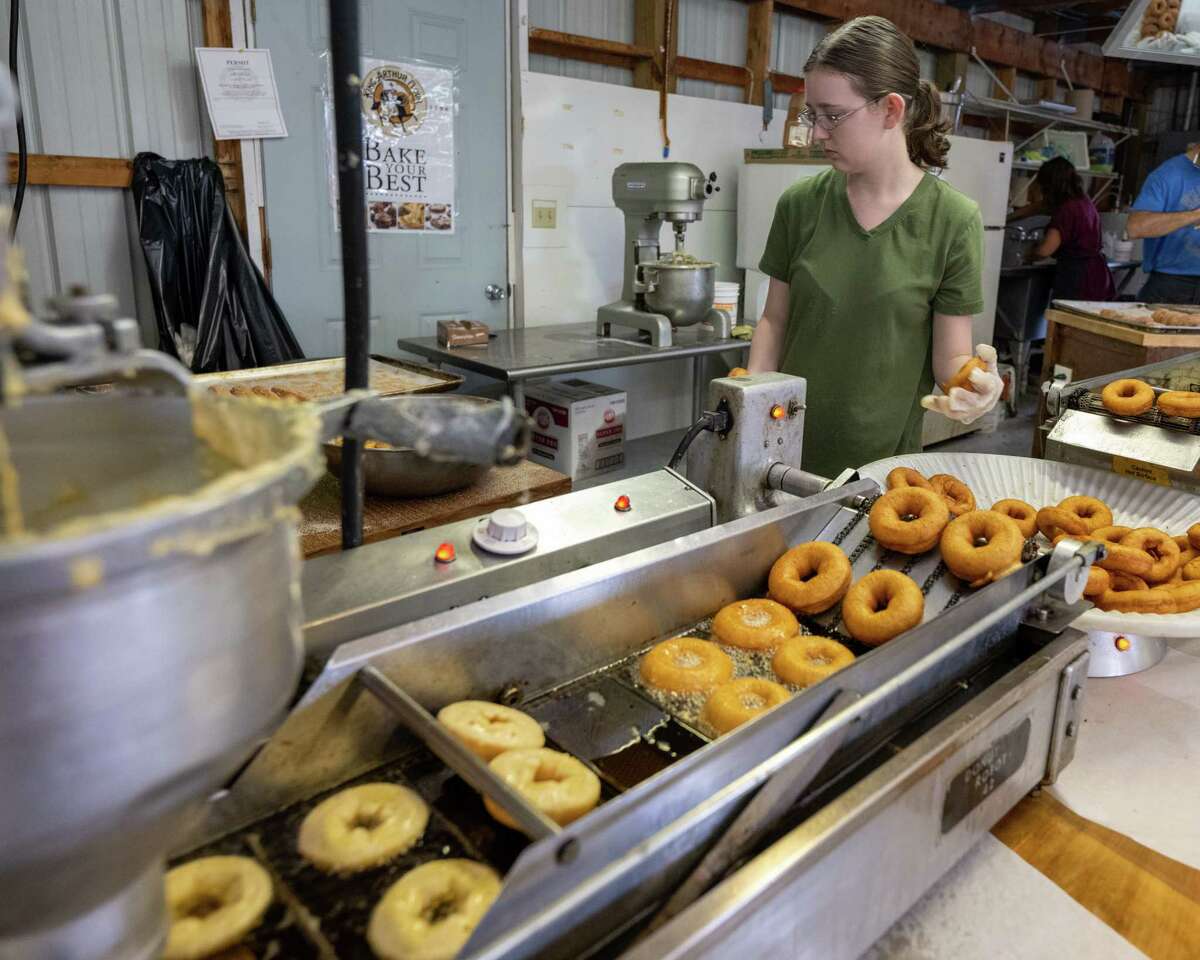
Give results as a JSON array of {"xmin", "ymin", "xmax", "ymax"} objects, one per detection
[
  {"xmin": 195, "ymin": 354, "xmax": 462, "ymax": 401},
  {"xmin": 1051, "ymin": 300, "xmax": 1200, "ymax": 334},
  {"xmin": 860, "ymin": 452, "xmax": 1200, "ymax": 638}
]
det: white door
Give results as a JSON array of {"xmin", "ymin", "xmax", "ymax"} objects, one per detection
[{"xmin": 256, "ymin": 0, "xmax": 509, "ymax": 357}]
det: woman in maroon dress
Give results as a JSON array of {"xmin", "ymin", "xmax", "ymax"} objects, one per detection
[{"xmin": 1028, "ymin": 157, "xmax": 1115, "ymax": 301}]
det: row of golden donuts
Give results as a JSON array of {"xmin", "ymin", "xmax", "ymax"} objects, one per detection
[
  {"xmin": 163, "ymin": 700, "xmax": 599, "ymax": 960},
  {"xmin": 887, "ymin": 466, "xmax": 1200, "ymax": 616},
  {"xmin": 1101, "ymin": 378, "xmax": 1200, "ymax": 419}
]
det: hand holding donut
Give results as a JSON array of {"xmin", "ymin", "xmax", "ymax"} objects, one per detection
[{"xmin": 921, "ymin": 344, "xmax": 1004, "ymax": 425}]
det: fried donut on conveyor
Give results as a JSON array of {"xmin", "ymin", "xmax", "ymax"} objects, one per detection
[
  {"xmin": 702, "ymin": 677, "xmax": 791, "ymax": 735},
  {"xmin": 367, "ymin": 859, "xmax": 501, "ymax": 960},
  {"xmin": 886, "ymin": 466, "xmax": 932, "ymax": 490},
  {"xmin": 713, "ymin": 598, "xmax": 799, "ymax": 649},
  {"xmin": 1101, "ymin": 378, "xmax": 1154, "ymax": 416},
  {"xmin": 929, "ymin": 474, "xmax": 976, "ymax": 517},
  {"xmin": 1058, "ymin": 495, "xmax": 1114, "ymax": 534},
  {"xmin": 437, "ymin": 701, "xmax": 545, "ymax": 761},
  {"xmin": 298, "ymin": 783, "xmax": 429, "ymax": 874},
  {"xmin": 840, "ymin": 570, "xmax": 924, "ymax": 646},
  {"xmin": 868, "ymin": 486, "xmax": 950, "ymax": 555},
  {"xmin": 163, "ymin": 856, "xmax": 273, "ymax": 960},
  {"xmin": 1157, "ymin": 391, "xmax": 1200, "ymax": 419},
  {"xmin": 485, "ymin": 748, "xmax": 601, "ymax": 830},
  {"xmin": 991, "ymin": 498, "xmax": 1037, "ymax": 539},
  {"xmin": 1121, "ymin": 528, "xmax": 1182, "ymax": 584},
  {"xmin": 768, "ymin": 542, "xmax": 853, "ymax": 614},
  {"xmin": 640, "ymin": 636, "xmax": 734, "ymax": 693},
  {"xmin": 939, "ymin": 510, "xmax": 1024, "ymax": 588},
  {"xmin": 772, "ymin": 635, "xmax": 854, "ymax": 687}
]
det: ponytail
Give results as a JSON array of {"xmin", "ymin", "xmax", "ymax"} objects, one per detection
[{"xmin": 906, "ymin": 79, "xmax": 951, "ymax": 170}]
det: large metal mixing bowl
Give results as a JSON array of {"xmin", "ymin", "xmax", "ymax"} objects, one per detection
[
  {"xmin": 640, "ymin": 260, "xmax": 716, "ymax": 327},
  {"xmin": 0, "ymin": 392, "xmax": 322, "ymax": 960}
]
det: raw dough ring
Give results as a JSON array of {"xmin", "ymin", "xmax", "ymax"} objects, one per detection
[
  {"xmin": 437, "ymin": 701, "xmax": 545, "ymax": 761},
  {"xmin": 991, "ymin": 498, "xmax": 1037, "ymax": 539},
  {"xmin": 929, "ymin": 474, "xmax": 976, "ymax": 517},
  {"xmin": 886, "ymin": 466, "xmax": 932, "ymax": 490},
  {"xmin": 702, "ymin": 677, "xmax": 791, "ymax": 735},
  {"xmin": 868, "ymin": 487, "xmax": 950, "ymax": 554},
  {"xmin": 1036, "ymin": 506, "xmax": 1089, "ymax": 542},
  {"xmin": 1057, "ymin": 495, "xmax": 1114, "ymax": 534},
  {"xmin": 939, "ymin": 510, "xmax": 1024, "ymax": 588},
  {"xmin": 942, "ymin": 356, "xmax": 986, "ymax": 394},
  {"xmin": 772, "ymin": 635, "xmax": 855, "ymax": 686},
  {"xmin": 640, "ymin": 636, "xmax": 734, "ymax": 693},
  {"xmin": 1121, "ymin": 527, "xmax": 1181, "ymax": 583},
  {"xmin": 768, "ymin": 542, "xmax": 853, "ymax": 614},
  {"xmin": 163, "ymin": 856, "xmax": 273, "ymax": 960},
  {"xmin": 1157, "ymin": 391, "xmax": 1200, "ymax": 418},
  {"xmin": 713, "ymin": 598, "xmax": 799, "ymax": 650},
  {"xmin": 1101, "ymin": 379, "xmax": 1155, "ymax": 416},
  {"xmin": 298, "ymin": 783, "xmax": 429, "ymax": 874},
  {"xmin": 484, "ymin": 748, "xmax": 600, "ymax": 829},
  {"xmin": 840, "ymin": 570, "xmax": 924, "ymax": 646},
  {"xmin": 367, "ymin": 859, "xmax": 502, "ymax": 960}
]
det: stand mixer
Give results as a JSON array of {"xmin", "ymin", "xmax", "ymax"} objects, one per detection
[{"xmin": 596, "ymin": 161, "xmax": 733, "ymax": 347}]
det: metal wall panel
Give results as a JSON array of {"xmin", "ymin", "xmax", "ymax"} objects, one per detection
[
  {"xmin": 2, "ymin": 0, "xmax": 209, "ymax": 330},
  {"xmin": 676, "ymin": 0, "xmax": 746, "ymax": 103},
  {"xmin": 771, "ymin": 10, "xmax": 824, "ymax": 110},
  {"xmin": 528, "ymin": 0, "xmax": 635, "ymax": 86}
]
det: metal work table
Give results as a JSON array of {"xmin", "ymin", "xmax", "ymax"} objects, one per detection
[{"xmin": 397, "ymin": 322, "xmax": 750, "ymax": 418}]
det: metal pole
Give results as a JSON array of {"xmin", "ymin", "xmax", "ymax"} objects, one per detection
[
  {"xmin": 1189, "ymin": 70, "xmax": 1199, "ymax": 131},
  {"xmin": 329, "ymin": 0, "xmax": 369, "ymax": 549}
]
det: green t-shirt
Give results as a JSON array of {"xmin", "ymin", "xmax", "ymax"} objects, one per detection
[{"xmin": 758, "ymin": 168, "xmax": 984, "ymax": 479}]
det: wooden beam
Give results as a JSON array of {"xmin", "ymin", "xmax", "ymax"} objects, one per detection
[
  {"xmin": 1036, "ymin": 77, "xmax": 1059, "ymax": 102},
  {"xmin": 770, "ymin": 72, "xmax": 805, "ymax": 96},
  {"xmin": 201, "ymin": 0, "xmax": 248, "ymax": 242},
  {"xmin": 633, "ymin": 0, "xmax": 677, "ymax": 92},
  {"xmin": 746, "ymin": 0, "xmax": 774, "ymax": 105},
  {"xmin": 992, "ymin": 66, "xmax": 1018, "ymax": 101},
  {"xmin": 675, "ymin": 56, "xmax": 750, "ymax": 89},
  {"xmin": 7, "ymin": 153, "xmax": 132, "ymax": 188},
  {"xmin": 528, "ymin": 28, "xmax": 652, "ymax": 71},
  {"xmin": 935, "ymin": 51, "xmax": 969, "ymax": 93}
]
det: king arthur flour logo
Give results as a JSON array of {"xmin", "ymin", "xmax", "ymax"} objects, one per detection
[{"xmin": 361, "ymin": 65, "xmax": 427, "ymax": 136}]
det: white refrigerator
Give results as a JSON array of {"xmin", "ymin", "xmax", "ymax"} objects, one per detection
[{"xmin": 735, "ymin": 135, "xmax": 1012, "ymax": 447}]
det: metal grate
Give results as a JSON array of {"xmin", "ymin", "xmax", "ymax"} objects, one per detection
[{"xmin": 1067, "ymin": 387, "xmax": 1200, "ymax": 435}]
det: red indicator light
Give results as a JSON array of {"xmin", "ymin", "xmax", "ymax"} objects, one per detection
[
  {"xmin": 434, "ymin": 542, "xmax": 457, "ymax": 563},
  {"xmin": 614, "ymin": 495, "xmax": 632, "ymax": 513},
  {"xmin": 770, "ymin": 404, "xmax": 786, "ymax": 421}
]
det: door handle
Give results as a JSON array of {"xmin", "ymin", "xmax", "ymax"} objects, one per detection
[{"xmin": 485, "ymin": 283, "xmax": 507, "ymax": 301}]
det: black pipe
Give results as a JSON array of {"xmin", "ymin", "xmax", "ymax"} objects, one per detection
[
  {"xmin": 329, "ymin": 0, "xmax": 369, "ymax": 549},
  {"xmin": 9, "ymin": 0, "xmax": 26, "ymax": 239}
]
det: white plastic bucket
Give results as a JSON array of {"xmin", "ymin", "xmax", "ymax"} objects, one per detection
[{"xmin": 714, "ymin": 281, "xmax": 740, "ymax": 319}]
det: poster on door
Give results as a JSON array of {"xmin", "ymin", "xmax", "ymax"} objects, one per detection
[{"xmin": 327, "ymin": 58, "xmax": 456, "ymax": 234}]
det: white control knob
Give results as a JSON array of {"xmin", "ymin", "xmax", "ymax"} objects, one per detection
[{"xmin": 473, "ymin": 508, "xmax": 539, "ymax": 556}]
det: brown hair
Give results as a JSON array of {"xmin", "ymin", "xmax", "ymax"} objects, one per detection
[
  {"xmin": 804, "ymin": 16, "xmax": 951, "ymax": 170},
  {"xmin": 1034, "ymin": 156, "xmax": 1085, "ymax": 209}
]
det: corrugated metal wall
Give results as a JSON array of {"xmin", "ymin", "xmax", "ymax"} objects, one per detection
[
  {"xmin": 527, "ymin": 0, "xmax": 635, "ymax": 86},
  {"xmin": 2, "ymin": 0, "xmax": 211, "ymax": 331},
  {"xmin": 676, "ymin": 0, "xmax": 745, "ymax": 102}
]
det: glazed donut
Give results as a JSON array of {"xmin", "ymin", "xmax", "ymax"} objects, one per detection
[
  {"xmin": 437, "ymin": 701, "xmax": 545, "ymax": 761},
  {"xmin": 1157, "ymin": 391, "xmax": 1200, "ymax": 418},
  {"xmin": 298, "ymin": 783, "xmax": 429, "ymax": 874},
  {"xmin": 840, "ymin": 570, "xmax": 924, "ymax": 646},
  {"xmin": 701, "ymin": 677, "xmax": 791, "ymax": 735},
  {"xmin": 991, "ymin": 498, "xmax": 1038, "ymax": 539},
  {"xmin": 1058, "ymin": 496, "xmax": 1114, "ymax": 534},
  {"xmin": 1188, "ymin": 523, "xmax": 1200, "ymax": 551},
  {"xmin": 768, "ymin": 542, "xmax": 853, "ymax": 614},
  {"xmin": 640, "ymin": 637, "xmax": 733, "ymax": 693},
  {"xmin": 1083, "ymin": 566, "xmax": 1110, "ymax": 598},
  {"xmin": 939, "ymin": 510, "xmax": 1025, "ymax": 588},
  {"xmin": 484, "ymin": 748, "xmax": 600, "ymax": 829},
  {"xmin": 713, "ymin": 598, "xmax": 799, "ymax": 650},
  {"xmin": 163, "ymin": 856, "xmax": 273, "ymax": 960},
  {"xmin": 1036, "ymin": 506, "xmax": 1089, "ymax": 542},
  {"xmin": 772, "ymin": 635, "xmax": 855, "ymax": 687},
  {"xmin": 942, "ymin": 356, "xmax": 986, "ymax": 394},
  {"xmin": 929, "ymin": 474, "xmax": 976, "ymax": 517},
  {"xmin": 868, "ymin": 487, "xmax": 950, "ymax": 555},
  {"xmin": 367, "ymin": 859, "xmax": 501, "ymax": 960},
  {"xmin": 886, "ymin": 466, "xmax": 932, "ymax": 491},
  {"xmin": 1101, "ymin": 379, "xmax": 1155, "ymax": 416},
  {"xmin": 1121, "ymin": 528, "xmax": 1181, "ymax": 583}
]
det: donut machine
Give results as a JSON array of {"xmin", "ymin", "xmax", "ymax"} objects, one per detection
[{"xmin": 171, "ymin": 465, "xmax": 1100, "ymax": 959}]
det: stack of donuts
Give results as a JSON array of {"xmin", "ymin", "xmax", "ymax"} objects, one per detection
[
  {"xmin": 1100, "ymin": 377, "xmax": 1200, "ymax": 420},
  {"xmin": 1140, "ymin": 0, "xmax": 1181, "ymax": 39}
]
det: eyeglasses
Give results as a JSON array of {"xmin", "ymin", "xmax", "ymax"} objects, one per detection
[{"xmin": 796, "ymin": 95, "xmax": 885, "ymax": 134}]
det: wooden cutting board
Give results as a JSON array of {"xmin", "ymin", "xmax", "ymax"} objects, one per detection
[{"xmin": 298, "ymin": 460, "xmax": 571, "ymax": 557}]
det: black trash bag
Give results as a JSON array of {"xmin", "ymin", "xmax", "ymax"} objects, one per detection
[{"xmin": 131, "ymin": 153, "xmax": 304, "ymax": 373}]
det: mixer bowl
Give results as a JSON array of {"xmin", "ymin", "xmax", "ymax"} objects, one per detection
[
  {"xmin": 0, "ymin": 392, "xmax": 322, "ymax": 959},
  {"xmin": 641, "ymin": 260, "xmax": 716, "ymax": 327}
]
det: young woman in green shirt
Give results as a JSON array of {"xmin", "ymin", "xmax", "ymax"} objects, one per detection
[{"xmin": 749, "ymin": 16, "xmax": 1003, "ymax": 479}]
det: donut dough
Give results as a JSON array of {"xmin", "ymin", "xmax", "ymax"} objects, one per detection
[
  {"xmin": 298, "ymin": 783, "xmax": 430, "ymax": 874},
  {"xmin": 163, "ymin": 856, "xmax": 273, "ymax": 960},
  {"xmin": 437, "ymin": 701, "xmax": 545, "ymax": 761},
  {"xmin": 484, "ymin": 748, "xmax": 600, "ymax": 830}
]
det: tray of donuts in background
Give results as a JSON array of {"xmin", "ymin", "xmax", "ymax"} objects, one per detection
[
  {"xmin": 1077, "ymin": 374, "xmax": 1200, "ymax": 430},
  {"xmin": 1053, "ymin": 300, "xmax": 1200, "ymax": 333},
  {"xmin": 160, "ymin": 699, "xmax": 602, "ymax": 960}
]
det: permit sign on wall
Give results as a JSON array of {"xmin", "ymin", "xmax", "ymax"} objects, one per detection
[{"xmin": 327, "ymin": 58, "xmax": 456, "ymax": 234}]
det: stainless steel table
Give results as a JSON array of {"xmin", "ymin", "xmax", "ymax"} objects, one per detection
[{"xmin": 397, "ymin": 322, "xmax": 750, "ymax": 418}]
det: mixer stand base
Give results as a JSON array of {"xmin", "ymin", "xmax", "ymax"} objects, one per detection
[
  {"xmin": 597, "ymin": 304, "xmax": 734, "ymax": 348},
  {"xmin": 1087, "ymin": 631, "xmax": 1167, "ymax": 677}
]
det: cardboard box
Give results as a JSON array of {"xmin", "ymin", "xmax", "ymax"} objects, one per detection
[{"xmin": 524, "ymin": 378, "xmax": 626, "ymax": 480}]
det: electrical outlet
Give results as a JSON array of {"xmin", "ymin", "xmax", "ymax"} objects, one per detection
[{"xmin": 532, "ymin": 200, "xmax": 557, "ymax": 229}]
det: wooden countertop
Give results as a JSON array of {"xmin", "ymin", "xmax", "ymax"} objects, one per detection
[
  {"xmin": 1047, "ymin": 308, "xmax": 1200, "ymax": 349},
  {"xmin": 298, "ymin": 459, "xmax": 571, "ymax": 557}
]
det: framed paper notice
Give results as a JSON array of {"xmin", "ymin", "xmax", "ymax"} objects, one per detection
[{"xmin": 195, "ymin": 48, "xmax": 288, "ymax": 140}]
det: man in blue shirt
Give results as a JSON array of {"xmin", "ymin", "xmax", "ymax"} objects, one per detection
[{"xmin": 1128, "ymin": 146, "xmax": 1200, "ymax": 303}]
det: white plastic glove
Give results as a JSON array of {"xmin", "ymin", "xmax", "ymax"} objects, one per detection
[{"xmin": 921, "ymin": 344, "xmax": 1003, "ymax": 425}]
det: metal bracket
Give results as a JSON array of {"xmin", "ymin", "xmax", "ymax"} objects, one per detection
[{"xmin": 1045, "ymin": 650, "xmax": 1089, "ymax": 783}]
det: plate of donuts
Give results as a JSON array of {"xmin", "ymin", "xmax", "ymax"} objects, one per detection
[{"xmin": 859, "ymin": 452, "xmax": 1200, "ymax": 637}]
